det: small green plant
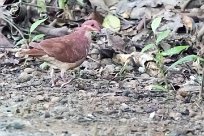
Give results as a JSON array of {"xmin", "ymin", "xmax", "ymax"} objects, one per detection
[
  {"xmin": 142, "ymin": 17, "xmax": 199, "ymax": 91},
  {"xmin": 29, "ymin": 18, "xmax": 46, "ymax": 42},
  {"xmin": 37, "ymin": 0, "xmax": 47, "ymax": 13},
  {"xmin": 16, "ymin": 18, "xmax": 46, "ymax": 46},
  {"xmin": 58, "ymin": 0, "xmax": 68, "ymax": 9}
]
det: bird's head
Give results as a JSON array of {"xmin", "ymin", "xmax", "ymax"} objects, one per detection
[{"xmin": 81, "ymin": 20, "xmax": 101, "ymax": 32}]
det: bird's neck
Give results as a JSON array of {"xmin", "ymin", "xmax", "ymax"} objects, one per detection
[
  {"xmin": 76, "ymin": 27, "xmax": 92, "ymax": 43},
  {"xmin": 84, "ymin": 31, "xmax": 92, "ymax": 42}
]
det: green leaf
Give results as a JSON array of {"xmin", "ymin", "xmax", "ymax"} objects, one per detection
[
  {"xmin": 156, "ymin": 30, "xmax": 171, "ymax": 45},
  {"xmin": 15, "ymin": 38, "xmax": 27, "ymax": 46},
  {"xmin": 197, "ymin": 57, "xmax": 204, "ymax": 63},
  {"xmin": 31, "ymin": 34, "xmax": 45, "ymax": 42},
  {"xmin": 151, "ymin": 84, "xmax": 167, "ymax": 91},
  {"xmin": 168, "ymin": 55, "xmax": 199, "ymax": 70},
  {"xmin": 77, "ymin": 0, "xmax": 84, "ymax": 5},
  {"xmin": 58, "ymin": 0, "xmax": 67, "ymax": 9},
  {"xmin": 37, "ymin": 0, "xmax": 46, "ymax": 13},
  {"xmin": 102, "ymin": 14, "xmax": 120, "ymax": 32},
  {"xmin": 30, "ymin": 18, "xmax": 47, "ymax": 33},
  {"xmin": 151, "ymin": 17, "xmax": 162, "ymax": 34},
  {"xmin": 155, "ymin": 52, "xmax": 164, "ymax": 65},
  {"xmin": 141, "ymin": 43, "xmax": 155, "ymax": 53},
  {"xmin": 40, "ymin": 62, "xmax": 50, "ymax": 70},
  {"xmin": 161, "ymin": 46, "xmax": 189, "ymax": 57}
]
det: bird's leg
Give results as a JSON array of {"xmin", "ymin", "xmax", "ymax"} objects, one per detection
[
  {"xmin": 60, "ymin": 69, "xmax": 67, "ymax": 82},
  {"xmin": 50, "ymin": 68, "xmax": 56, "ymax": 87},
  {"xmin": 60, "ymin": 69, "xmax": 75, "ymax": 88}
]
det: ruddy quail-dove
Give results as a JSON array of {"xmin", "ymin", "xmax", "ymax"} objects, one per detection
[{"xmin": 16, "ymin": 20, "xmax": 101, "ymax": 87}]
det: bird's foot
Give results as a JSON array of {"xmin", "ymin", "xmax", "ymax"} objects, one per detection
[
  {"xmin": 51, "ymin": 82, "xmax": 56, "ymax": 87},
  {"xmin": 60, "ymin": 78, "xmax": 75, "ymax": 88},
  {"xmin": 50, "ymin": 78, "xmax": 59, "ymax": 87}
]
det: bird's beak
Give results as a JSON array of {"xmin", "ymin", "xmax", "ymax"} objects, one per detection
[
  {"xmin": 85, "ymin": 25, "xmax": 101, "ymax": 33},
  {"xmin": 93, "ymin": 28, "xmax": 101, "ymax": 33}
]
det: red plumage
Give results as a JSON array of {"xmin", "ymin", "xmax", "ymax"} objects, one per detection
[{"xmin": 17, "ymin": 20, "xmax": 101, "ymax": 87}]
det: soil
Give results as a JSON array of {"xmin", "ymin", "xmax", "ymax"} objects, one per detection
[{"xmin": 1, "ymin": 60, "xmax": 204, "ymax": 136}]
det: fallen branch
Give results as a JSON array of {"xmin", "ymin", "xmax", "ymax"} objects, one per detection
[
  {"xmin": 36, "ymin": 25, "xmax": 70, "ymax": 37},
  {"xmin": 197, "ymin": 25, "xmax": 204, "ymax": 41}
]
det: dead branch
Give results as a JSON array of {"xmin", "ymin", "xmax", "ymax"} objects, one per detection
[
  {"xmin": 197, "ymin": 25, "xmax": 204, "ymax": 41},
  {"xmin": 180, "ymin": 0, "xmax": 193, "ymax": 11},
  {"xmin": 36, "ymin": 25, "xmax": 70, "ymax": 37}
]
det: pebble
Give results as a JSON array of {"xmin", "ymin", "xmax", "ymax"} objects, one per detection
[
  {"xmin": 36, "ymin": 95, "xmax": 45, "ymax": 101},
  {"xmin": 140, "ymin": 73, "xmax": 150, "ymax": 78},
  {"xmin": 17, "ymin": 72, "xmax": 32, "ymax": 83},
  {"xmin": 122, "ymin": 90, "xmax": 131, "ymax": 97},
  {"xmin": 44, "ymin": 111, "xmax": 51, "ymax": 118},
  {"xmin": 109, "ymin": 81, "xmax": 119, "ymax": 88},
  {"xmin": 14, "ymin": 96, "xmax": 24, "ymax": 102},
  {"xmin": 169, "ymin": 112, "xmax": 182, "ymax": 121},
  {"xmin": 24, "ymin": 68, "xmax": 35, "ymax": 74},
  {"xmin": 71, "ymin": 134, "xmax": 79, "ymax": 136},
  {"xmin": 90, "ymin": 49, "xmax": 100, "ymax": 59},
  {"xmin": 43, "ymin": 103, "xmax": 51, "ymax": 109},
  {"xmin": 7, "ymin": 122, "xmax": 25, "ymax": 129},
  {"xmin": 120, "ymin": 103, "xmax": 129, "ymax": 111},
  {"xmin": 51, "ymin": 97, "xmax": 60, "ymax": 103},
  {"xmin": 81, "ymin": 61, "xmax": 98, "ymax": 70},
  {"xmin": 101, "ymin": 64, "xmax": 115, "ymax": 78},
  {"xmin": 12, "ymin": 122, "xmax": 24, "ymax": 129},
  {"xmin": 100, "ymin": 58, "xmax": 112, "ymax": 66},
  {"xmin": 120, "ymin": 80, "xmax": 138, "ymax": 89},
  {"xmin": 32, "ymin": 71, "xmax": 42, "ymax": 76},
  {"xmin": 119, "ymin": 118, "xmax": 127, "ymax": 123}
]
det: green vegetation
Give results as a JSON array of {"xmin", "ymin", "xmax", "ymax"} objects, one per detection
[{"xmin": 142, "ymin": 17, "xmax": 204, "ymax": 91}]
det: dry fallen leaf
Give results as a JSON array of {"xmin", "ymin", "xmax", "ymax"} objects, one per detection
[
  {"xmin": 106, "ymin": 29, "xmax": 125, "ymax": 52},
  {"xmin": 89, "ymin": 0, "xmax": 109, "ymax": 11},
  {"xmin": 181, "ymin": 14, "xmax": 196, "ymax": 34},
  {"xmin": 86, "ymin": 7, "xmax": 104, "ymax": 25},
  {"xmin": 104, "ymin": 0, "xmax": 120, "ymax": 7},
  {"xmin": 112, "ymin": 52, "xmax": 155, "ymax": 68},
  {"xmin": 0, "ymin": 31, "xmax": 13, "ymax": 47},
  {"xmin": 102, "ymin": 14, "xmax": 121, "ymax": 32},
  {"xmin": 0, "ymin": 53, "xmax": 5, "ymax": 59}
]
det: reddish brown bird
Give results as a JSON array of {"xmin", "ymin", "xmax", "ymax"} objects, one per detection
[{"xmin": 17, "ymin": 20, "xmax": 101, "ymax": 87}]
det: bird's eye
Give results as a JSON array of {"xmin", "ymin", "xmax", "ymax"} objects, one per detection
[{"xmin": 91, "ymin": 24, "xmax": 94, "ymax": 27}]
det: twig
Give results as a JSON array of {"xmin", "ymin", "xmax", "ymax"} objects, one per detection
[
  {"xmin": 199, "ymin": 68, "xmax": 204, "ymax": 101},
  {"xmin": 0, "ymin": 46, "xmax": 14, "ymax": 48},
  {"xmin": 197, "ymin": 25, "xmax": 204, "ymax": 41},
  {"xmin": 36, "ymin": 25, "xmax": 69, "ymax": 37},
  {"xmin": 180, "ymin": 0, "xmax": 193, "ymax": 11},
  {"xmin": 87, "ymin": 56, "xmax": 100, "ymax": 63},
  {"xmin": 113, "ymin": 57, "xmax": 132, "ymax": 79},
  {"xmin": 0, "ymin": 1, "xmax": 20, "ymax": 7},
  {"xmin": 0, "ymin": 1, "xmax": 62, "ymax": 9},
  {"xmin": 2, "ymin": 17, "xmax": 25, "ymax": 39},
  {"xmin": 194, "ymin": 102, "xmax": 203, "ymax": 113},
  {"xmin": 21, "ymin": 2, "xmax": 61, "ymax": 9}
]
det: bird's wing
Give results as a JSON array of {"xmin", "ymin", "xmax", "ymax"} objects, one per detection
[
  {"xmin": 20, "ymin": 48, "xmax": 47, "ymax": 57},
  {"xmin": 39, "ymin": 35, "xmax": 88, "ymax": 63}
]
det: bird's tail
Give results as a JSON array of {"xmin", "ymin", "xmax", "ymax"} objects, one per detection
[
  {"xmin": 15, "ymin": 48, "xmax": 46, "ymax": 58},
  {"xmin": 15, "ymin": 42, "xmax": 44, "ymax": 58},
  {"xmin": 15, "ymin": 49, "xmax": 30, "ymax": 58}
]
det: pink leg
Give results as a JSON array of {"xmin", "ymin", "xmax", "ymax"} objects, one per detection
[
  {"xmin": 50, "ymin": 68, "xmax": 55, "ymax": 87},
  {"xmin": 60, "ymin": 70, "xmax": 75, "ymax": 88},
  {"xmin": 60, "ymin": 70, "xmax": 66, "ymax": 82}
]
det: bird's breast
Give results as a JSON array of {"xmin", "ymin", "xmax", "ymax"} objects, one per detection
[{"xmin": 39, "ymin": 55, "xmax": 86, "ymax": 70}]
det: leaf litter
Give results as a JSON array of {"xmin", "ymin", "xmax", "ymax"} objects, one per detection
[{"xmin": 0, "ymin": 0, "xmax": 204, "ymax": 135}]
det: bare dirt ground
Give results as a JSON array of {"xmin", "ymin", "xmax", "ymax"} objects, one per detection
[
  {"xmin": 1, "ymin": 0, "xmax": 204, "ymax": 135},
  {"xmin": 1, "ymin": 60, "xmax": 204, "ymax": 136}
]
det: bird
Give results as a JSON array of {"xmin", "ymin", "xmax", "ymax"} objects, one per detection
[{"xmin": 16, "ymin": 20, "xmax": 101, "ymax": 87}]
